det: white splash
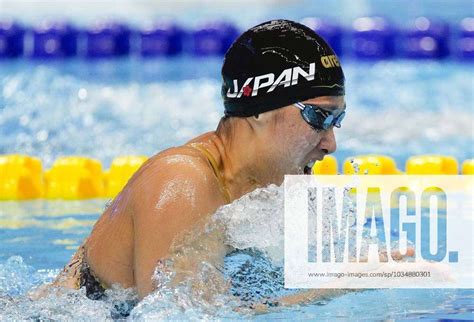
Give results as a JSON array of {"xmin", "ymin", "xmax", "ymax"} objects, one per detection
[{"xmin": 214, "ymin": 184, "xmax": 284, "ymax": 262}]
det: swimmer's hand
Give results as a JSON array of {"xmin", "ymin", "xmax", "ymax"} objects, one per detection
[
  {"xmin": 359, "ymin": 247, "xmax": 416, "ymax": 262},
  {"xmin": 237, "ymin": 289, "xmax": 350, "ymax": 315},
  {"xmin": 241, "ymin": 248, "xmax": 416, "ymax": 313}
]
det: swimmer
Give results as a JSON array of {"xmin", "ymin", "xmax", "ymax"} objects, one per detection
[{"xmin": 48, "ymin": 20, "xmax": 347, "ymax": 302}]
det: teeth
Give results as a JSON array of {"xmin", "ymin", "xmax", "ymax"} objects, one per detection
[
  {"xmin": 304, "ymin": 160, "xmax": 315, "ymax": 175},
  {"xmin": 307, "ymin": 160, "xmax": 316, "ymax": 168}
]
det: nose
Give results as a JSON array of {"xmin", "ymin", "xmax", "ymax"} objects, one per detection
[{"xmin": 318, "ymin": 127, "xmax": 337, "ymax": 154}]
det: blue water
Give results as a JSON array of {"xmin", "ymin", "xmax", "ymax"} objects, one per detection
[
  {"xmin": 1, "ymin": 59, "xmax": 473, "ymax": 168},
  {"xmin": 1, "ymin": 55, "xmax": 473, "ymax": 322},
  {"xmin": 1, "ymin": 56, "xmax": 473, "ymax": 322},
  {"xmin": 1, "ymin": 195, "xmax": 473, "ymax": 319}
]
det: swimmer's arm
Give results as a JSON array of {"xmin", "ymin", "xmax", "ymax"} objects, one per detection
[
  {"xmin": 130, "ymin": 157, "xmax": 226, "ymax": 299},
  {"xmin": 249, "ymin": 248, "xmax": 416, "ymax": 312},
  {"xmin": 270, "ymin": 289, "xmax": 346, "ymax": 307}
]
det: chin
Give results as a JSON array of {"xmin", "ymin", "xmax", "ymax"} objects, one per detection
[{"xmin": 282, "ymin": 164, "xmax": 302, "ymax": 176}]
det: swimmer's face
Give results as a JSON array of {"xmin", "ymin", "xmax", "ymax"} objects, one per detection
[{"xmin": 274, "ymin": 95, "xmax": 345, "ymax": 173}]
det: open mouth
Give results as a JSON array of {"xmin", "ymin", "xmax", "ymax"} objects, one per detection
[
  {"xmin": 303, "ymin": 149, "xmax": 328, "ymax": 174},
  {"xmin": 303, "ymin": 160, "xmax": 316, "ymax": 175}
]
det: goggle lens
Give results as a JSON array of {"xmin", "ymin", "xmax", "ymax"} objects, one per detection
[
  {"xmin": 334, "ymin": 111, "xmax": 345, "ymax": 128},
  {"xmin": 323, "ymin": 114, "xmax": 334, "ymax": 129},
  {"xmin": 296, "ymin": 103, "xmax": 345, "ymax": 131}
]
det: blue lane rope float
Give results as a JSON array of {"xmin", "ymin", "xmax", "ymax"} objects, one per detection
[
  {"xmin": 191, "ymin": 21, "xmax": 239, "ymax": 56},
  {"xmin": 31, "ymin": 21, "xmax": 79, "ymax": 59},
  {"xmin": 350, "ymin": 16, "xmax": 397, "ymax": 60},
  {"xmin": 0, "ymin": 17, "xmax": 473, "ymax": 60},
  {"xmin": 401, "ymin": 17, "xmax": 451, "ymax": 59},
  {"xmin": 139, "ymin": 21, "xmax": 184, "ymax": 57},
  {"xmin": 458, "ymin": 17, "xmax": 474, "ymax": 59},
  {"xmin": 0, "ymin": 20, "xmax": 25, "ymax": 58},
  {"xmin": 85, "ymin": 21, "xmax": 132, "ymax": 58}
]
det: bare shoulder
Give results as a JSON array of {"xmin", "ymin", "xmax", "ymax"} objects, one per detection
[{"xmin": 127, "ymin": 146, "xmax": 226, "ymax": 219}]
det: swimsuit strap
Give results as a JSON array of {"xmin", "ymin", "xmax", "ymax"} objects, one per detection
[
  {"xmin": 75, "ymin": 244, "xmax": 107, "ymax": 300},
  {"xmin": 188, "ymin": 143, "xmax": 231, "ymax": 203}
]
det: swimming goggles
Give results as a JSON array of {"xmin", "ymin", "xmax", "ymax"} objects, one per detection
[{"xmin": 293, "ymin": 102, "xmax": 346, "ymax": 131}]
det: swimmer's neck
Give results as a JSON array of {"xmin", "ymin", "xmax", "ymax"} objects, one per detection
[{"xmin": 188, "ymin": 126, "xmax": 286, "ymax": 202}]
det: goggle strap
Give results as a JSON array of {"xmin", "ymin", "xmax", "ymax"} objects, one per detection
[{"xmin": 293, "ymin": 102, "xmax": 306, "ymax": 110}]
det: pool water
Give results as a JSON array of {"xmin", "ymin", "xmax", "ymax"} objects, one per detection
[
  {"xmin": 1, "ymin": 59, "xmax": 472, "ymax": 167},
  {"xmin": 0, "ymin": 185, "xmax": 473, "ymax": 320},
  {"xmin": 1, "ymin": 6, "xmax": 473, "ymax": 318}
]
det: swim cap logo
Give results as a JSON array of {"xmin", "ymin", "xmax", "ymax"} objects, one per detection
[
  {"xmin": 320, "ymin": 55, "xmax": 340, "ymax": 68},
  {"xmin": 227, "ymin": 63, "xmax": 316, "ymax": 98},
  {"xmin": 242, "ymin": 85, "xmax": 253, "ymax": 97}
]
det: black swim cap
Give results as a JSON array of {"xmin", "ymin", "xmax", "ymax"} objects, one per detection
[{"xmin": 221, "ymin": 19, "xmax": 345, "ymax": 117}]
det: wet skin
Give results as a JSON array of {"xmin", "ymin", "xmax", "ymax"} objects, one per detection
[{"xmin": 54, "ymin": 96, "xmax": 346, "ymax": 300}]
